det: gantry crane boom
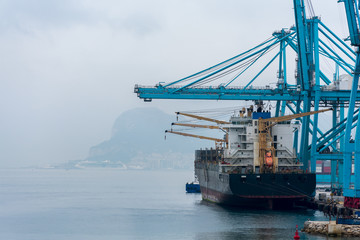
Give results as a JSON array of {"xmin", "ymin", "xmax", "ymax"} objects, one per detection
[
  {"xmin": 176, "ymin": 112, "xmax": 230, "ymax": 124},
  {"xmin": 172, "ymin": 122, "xmax": 220, "ymax": 129},
  {"xmin": 165, "ymin": 130, "xmax": 226, "ymax": 143}
]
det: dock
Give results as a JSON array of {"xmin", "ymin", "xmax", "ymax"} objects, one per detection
[{"xmin": 301, "ymin": 190, "xmax": 360, "ymax": 237}]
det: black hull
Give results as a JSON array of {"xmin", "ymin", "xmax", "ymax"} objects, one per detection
[
  {"xmin": 195, "ymin": 164, "xmax": 316, "ymax": 209},
  {"xmin": 200, "ymin": 186, "xmax": 304, "ymax": 209}
]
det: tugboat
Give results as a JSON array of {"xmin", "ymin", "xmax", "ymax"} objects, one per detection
[
  {"xmin": 186, "ymin": 176, "xmax": 201, "ymax": 193},
  {"xmin": 167, "ymin": 105, "xmax": 331, "ymax": 209}
]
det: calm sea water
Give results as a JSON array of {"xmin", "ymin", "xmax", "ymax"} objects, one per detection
[{"xmin": 0, "ymin": 168, "xmax": 351, "ymax": 240}]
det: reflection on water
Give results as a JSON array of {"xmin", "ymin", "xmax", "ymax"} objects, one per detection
[{"xmin": 195, "ymin": 202, "xmax": 309, "ymax": 240}]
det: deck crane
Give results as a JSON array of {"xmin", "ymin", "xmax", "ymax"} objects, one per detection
[
  {"xmin": 175, "ymin": 112, "xmax": 230, "ymax": 124},
  {"xmin": 171, "ymin": 122, "xmax": 220, "ymax": 130},
  {"xmin": 338, "ymin": 0, "xmax": 360, "ymax": 207},
  {"xmin": 165, "ymin": 130, "xmax": 226, "ymax": 148},
  {"xmin": 168, "ymin": 112, "xmax": 229, "ymax": 147},
  {"xmin": 258, "ymin": 108, "xmax": 332, "ymax": 173}
]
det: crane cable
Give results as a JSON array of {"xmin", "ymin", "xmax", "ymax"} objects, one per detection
[
  {"xmin": 191, "ymin": 42, "xmax": 280, "ymax": 87},
  {"xmin": 190, "ymin": 43, "xmax": 277, "ymax": 86},
  {"xmin": 305, "ymin": 0, "xmax": 315, "ymax": 18},
  {"xmin": 166, "ymin": 36, "xmax": 276, "ymax": 86}
]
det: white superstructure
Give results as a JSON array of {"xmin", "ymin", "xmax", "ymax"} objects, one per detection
[{"xmin": 219, "ymin": 108, "xmax": 301, "ymax": 174}]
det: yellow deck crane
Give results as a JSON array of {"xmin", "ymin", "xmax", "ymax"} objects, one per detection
[
  {"xmin": 165, "ymin": 130, "xmax": 226, "ymax": 148},
  {"xmin": 176, "ymin": 112, "xmax": 230, "ymax": 124},
  {"xmin": 166, "ymin": 112, "xmax": 229, "ymax": 148},
  {"xmin": 258, "ymin": 108, "xmax": 332, "ymax": 173},
  {"xmin": 172, "ymin": 122, "xmax": 220, "ymax": 129}
]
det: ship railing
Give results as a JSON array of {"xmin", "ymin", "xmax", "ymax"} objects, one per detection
[
  {"xmin": 278, "ymin": 157, "xmax": 299, "ymax": 166},
  {"xmin": 282, "ymin": 146, "xmax": 296, "ymax": 157},
  {"xmin": 219, "ymin": 163, "xmax": 248, "ymax": 167},
  {"xmin": 278, "ymin": 163, "xmax": 303, "ymax": 167},
  {"xmin": 224, "ymin": 155, "xmax": 254, "ymax": 160},
  {"xmin": 220, "ymin": 163, "xmax": 304, "ymax": 167}
]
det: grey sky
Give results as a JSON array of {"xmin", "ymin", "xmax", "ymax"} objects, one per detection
[{"xmin": 0, "ymin": 0, "xmax": 349, "ymax": 167}]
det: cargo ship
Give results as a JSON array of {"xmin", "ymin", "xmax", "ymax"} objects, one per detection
[{"xmin": 168, "ymin": 105, "xmax": 330, "ymax": 209}]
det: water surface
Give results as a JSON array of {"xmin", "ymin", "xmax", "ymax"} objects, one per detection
[{"xmin": 0, "ymin": 168, "xmax": 350, "ymax": 239}]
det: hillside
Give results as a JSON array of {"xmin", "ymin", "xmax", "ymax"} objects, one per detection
[{"xmin": 72, "ymin": 108, "xmax": 214, "ymax": 169}]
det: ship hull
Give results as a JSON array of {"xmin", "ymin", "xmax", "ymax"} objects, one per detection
[{"xmin": 195, "ymin": 164, "xmax": 316, "ymax": 209}]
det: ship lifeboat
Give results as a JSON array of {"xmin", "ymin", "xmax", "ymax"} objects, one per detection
[{"xmin": 265, "ymin": 151, "xmax": 273, "ymax": 166}]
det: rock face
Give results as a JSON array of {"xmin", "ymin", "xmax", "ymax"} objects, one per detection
[
  {"xmin": 80, "ymin": 107, "xmax": 211, "ymax": 169},
  {"xmin": 342, "ymin": 225, "xmax": 360, "ymax": 236},
  {"xmin": 303, "ymin": 221, "xmax": 328, "ymax": 235},
  {"xmin": 303, "ymin": 220, "xmax": 360, "ymax": 237}
]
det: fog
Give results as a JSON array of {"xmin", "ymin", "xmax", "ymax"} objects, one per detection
[{"xmin": 0, "ymin": 0, "xmax": 349, "ymax": 167}]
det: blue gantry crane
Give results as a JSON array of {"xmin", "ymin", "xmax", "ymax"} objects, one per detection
[
  {"xmin": 338, "ymin": 0, "xmax": 360, "ymax": 208},
  {"xmin": 134, "ymin": 0, "xmax": 360, "ymax": 205}
]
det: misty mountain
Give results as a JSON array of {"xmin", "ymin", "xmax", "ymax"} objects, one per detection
[{"xmin": 79, "ymin": 107, "xmax": 212, "ymax": 169}]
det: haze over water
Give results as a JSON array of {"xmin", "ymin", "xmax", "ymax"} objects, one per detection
[{"xmin": 0, "ymin": 168, "xmax": 350, "ymax": 240}]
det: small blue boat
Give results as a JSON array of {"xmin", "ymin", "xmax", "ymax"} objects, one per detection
[
  {"xmin": 337, "ymin": 211, "xmax": 360, "ymax": 225},
  {"xmin": 186, "ymin": 180, "xmax": 201, "ymax": 193},
  {"xmin": 337, "ymin": 218, "xmax": 360, "ymax": 225}
]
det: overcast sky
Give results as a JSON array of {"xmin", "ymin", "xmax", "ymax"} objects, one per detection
[{"xmin": 0, "ymin": 0, "xmax": 350, "ymax": 167}]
